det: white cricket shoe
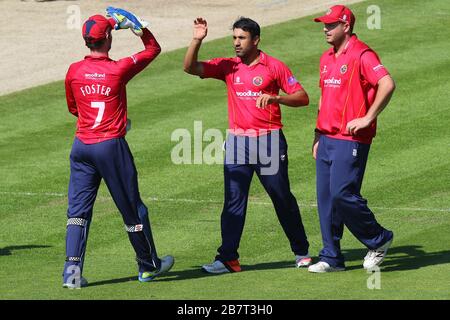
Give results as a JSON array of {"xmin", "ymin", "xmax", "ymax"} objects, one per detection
[
  {"xmin": 308, "ymin": 261, "xmax": 345, "ymax": 273},
  {"xmin": 295, "ymin": 254, "xmax": 312, "ymax": 268},
  {"xmin": 363, "ymin": 237, "xmax": 393, "ymax": 269},
  {"xmin": 202, "ymin": 259, "xmax": 241, "ymax": 274},
  {"xmin": 63, "ymin": 277, "xmax": 88, "ymax": 289}
]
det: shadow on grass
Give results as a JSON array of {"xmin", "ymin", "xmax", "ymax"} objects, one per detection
[
  {"xmin": 88, "ymin": 261, "xmax": 295, "ymax": 287},
  {"xmin": 87, "ymin": 269, "xmax": 204, "ymax": 287},
  {"xmin": 88, "ymin": 276, "xmax": 138, "ymax": 287},
  {"xmin": 0, "ymin": 245, "xmax": 52, "ymax": 256},
  {"xmin": 88, "ymin": 267, "xmax": 217, "ymax": 287},
  {"xmin": 342, "ymin": 245, "xmax": 450, "ymax": 272},
  {"xmin": 155, "ymin": 260, "xmax": 296, "ymax": 283},
  {"xmin": 87, "ymin": 245, "xmax": 450, "ymax": 286}
]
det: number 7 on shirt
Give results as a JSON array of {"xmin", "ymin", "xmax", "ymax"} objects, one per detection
[{"xmin": 91, "ymin": 102, "xmax": 105, "ymax": 129}]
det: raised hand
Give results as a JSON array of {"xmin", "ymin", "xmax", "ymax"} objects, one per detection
[
  {"xmin": 106, "ymin": 7, "xmax": 149, "ymax": 36},
  {"xmin": 193, "ymin": 17, "xmax": 208, "ymax": 41}
]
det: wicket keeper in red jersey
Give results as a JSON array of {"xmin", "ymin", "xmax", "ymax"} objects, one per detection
[{"xmin": 63, "ymin": 8, "xmax": 174, "ymax": 288}]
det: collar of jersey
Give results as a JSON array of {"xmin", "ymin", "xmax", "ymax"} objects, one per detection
[
  {"xmin": 84, "ymin": 55, "xmax": 111, "ymax": 61},
  {"xmin": 235, "ymin": 50, "xmax": 267, "ymax": 66}
]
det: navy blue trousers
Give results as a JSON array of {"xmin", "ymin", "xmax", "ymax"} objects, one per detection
[
  {"xmin": 216, "ymin": 130, "xmax": 309, "ymax": 262},
  {"xmin": 63, "ymin": 137, "xmax": 159, "ymax": 283},
  {"xmin": 316, "ymin": 135, "xmax": 393, "ymax": 268}
]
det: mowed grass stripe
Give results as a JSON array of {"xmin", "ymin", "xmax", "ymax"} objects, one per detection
[{"xmin": 1, "ymin": 191, "xmax": 449, "ymax": 213}]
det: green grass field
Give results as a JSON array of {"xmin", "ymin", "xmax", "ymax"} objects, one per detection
[{"xmin": 1, "ymin": 0, "xmax": 449, "ymax": 300}]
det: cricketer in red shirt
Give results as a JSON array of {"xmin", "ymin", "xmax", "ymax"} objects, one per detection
[
  {"xmin": 184, "ymin": 17, "xmax": 311, "ymax": 273},
  {"xmin": 62, "ymin": 13, "xmax": 173, "ymax": 288},
  {"xmin": 201, "ymin": 51, "xmax": 304, "ymax": 136},
  {"xmin": 317, "ymin": 34, "xmax": 390, "ymax": 144},
  {"xmin": 308, "ymin": 5, "xmax": 396, "ymax": 273},
  {"xmin": 65, "ymin": 17, "xmax": 160, "ymax": 144}
]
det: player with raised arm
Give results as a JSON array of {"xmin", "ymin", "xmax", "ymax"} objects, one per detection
[
  {"xmin": 184, "ymin": 17, "xmax": 311, "ymax": 273},
  {"xmin": 62, "ymin": 7, "xmax": 174, "ymax": 288}
]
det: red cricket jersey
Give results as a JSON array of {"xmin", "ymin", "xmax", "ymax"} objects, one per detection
[
  {"xmin": 201, "ymin": 51, "xmax": 304, "ymax": 136},
  {"xmin": 65, "ymin": 29, "xmax": 161, "ymax": 144},
  {"xmin": 317, "ymin": 35, "xmax": 390, "ymax": 144}
]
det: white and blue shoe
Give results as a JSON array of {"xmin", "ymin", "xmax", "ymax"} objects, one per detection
[
  {"xmin": 363, "ymin": 236, "xmax": 394, "ymax": 269},
  {"xmin": 138, "ymin": 255, "xmax": 175, "ymax": 282}
]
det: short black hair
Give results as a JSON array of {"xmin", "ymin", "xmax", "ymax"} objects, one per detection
[
  {"xmin": 84, "ymin": 37, "xmax": 106, "ymax": 49},
  {"xmin": 232, "ymin": 17, "xmax": 260, "ymax": 39}
]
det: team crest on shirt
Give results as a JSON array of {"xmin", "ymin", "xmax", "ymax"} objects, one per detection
[
  {"xmin": 321, "ymin": 65, "xmax": 328, "ymax": 74},
  {"xmin": 340, "ymin": 64, "xmax": 348, "ymax": 74},
  {"xmin": 253, "ymin": 76, "xmax": 264, "ymax": 86}
]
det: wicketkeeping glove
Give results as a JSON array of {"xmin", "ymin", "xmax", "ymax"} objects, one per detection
[{"xmin": 106, "ymin": 6, "xmax": 149, "ymax": 36}]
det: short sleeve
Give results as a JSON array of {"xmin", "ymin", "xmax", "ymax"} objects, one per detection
[
  {"xmin": 360, "ymin": 51, "xmax": 390, "ymax": 87},
  {"xmin": 201, "ymin": 58, "xmax": 230, "ymax": 81},
  {"xmin": 274, "ymin": 62, "xmax": 303, "ymax": 94}
]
